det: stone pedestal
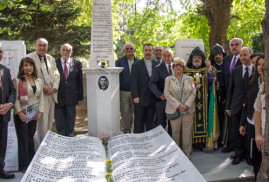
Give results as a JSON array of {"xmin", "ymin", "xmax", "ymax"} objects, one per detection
[
  {"xmin": 83, "ymin": 67, "xmax": 123, "ymax": 137},
  {"xmin": 175, "ymin": 39, "xmax": 204, "ymax": 63}
]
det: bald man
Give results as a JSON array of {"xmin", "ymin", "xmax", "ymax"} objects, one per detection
[
  {"xmin": 226, "ymin": 47, "xmax": 253, "ymax": 165},
  {"xmin": 27, "ymin": 38, "xmax": 60, "ymax": 143},
  {"xmin": 154, "ymin": 45, "xmax": 163, "ymax": 64}
]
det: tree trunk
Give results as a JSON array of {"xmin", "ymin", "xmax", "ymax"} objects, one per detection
[
  {"xmin": 257, "ymin": 0, "xmax": 269, "ymax": 181},
  {"xmin": 201, "ymin": 0, "xmax": 233, "ymax": 50}
]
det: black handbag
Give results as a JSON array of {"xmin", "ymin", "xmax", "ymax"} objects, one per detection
[{"xmin": 166, "ymin": 109, "xmax": 180, "ymax": 120}]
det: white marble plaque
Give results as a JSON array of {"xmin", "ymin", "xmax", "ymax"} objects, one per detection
[
  {"xmin": 21, "ymin": 127, "xmax": 206, "ymax": 182},
  {"xmin": 21, "ymin": 131, "xmax": 106, "ymax": 182},
  {"xmin": 175, "ymin": 39, "xmax": 204, "ymax": 63},
  {"xmin": 4, "ymin": 112, "xmax": 18, "ymax": 172},
  {"xmin": 90, "ymin": 0, "xmax": 114, "ymax": 67},
  {"xmin": 0, "ymin": 40, "xmax": 26, "ymax": 79},
  {"xmin": 108, "ymin": 126, "xmax": 206, "ymax": 182}
]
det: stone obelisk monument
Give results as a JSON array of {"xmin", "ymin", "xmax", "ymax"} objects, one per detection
[{"xmin": 83, "ymin": 0, "xmax": 122, "ymax": 137}]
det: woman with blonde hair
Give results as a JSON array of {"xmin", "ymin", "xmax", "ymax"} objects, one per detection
[{"xmin": 164, "ymin": 57, "xmax": 196, "ymax": 159}]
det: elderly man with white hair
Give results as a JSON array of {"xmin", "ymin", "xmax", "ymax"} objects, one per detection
[
  {"xmin": 27, "ymin": 38, "xmax": 60, "ymax": 142},
  {"xmin": 54, "ymin": 43, "xmax": 83, "ymax": 136},
  {"xmin": 116, "ymin": 43, "xmax": 138, "ymax": 133},
  {"xmin": 149, "ymin": 48, "xmax": 174, "ymax": 136}
]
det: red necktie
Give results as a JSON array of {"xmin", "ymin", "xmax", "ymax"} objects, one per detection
[{"xmin": 64, "ymin": 61, "xmax": 68, "ymax": 80}]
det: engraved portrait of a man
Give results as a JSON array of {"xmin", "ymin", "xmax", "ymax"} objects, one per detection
[{"xmin": 98, "ymin": 76, "xmax": 109, "ymax": 90}]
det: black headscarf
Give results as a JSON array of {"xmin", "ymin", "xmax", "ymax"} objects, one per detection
[
  {"xmin": 186, "ymin": 46, "xmax": 206, "ymax": 69},
  {"xmin": 209, "ymin": 43, "xmax": 227, "ymax": 66}
]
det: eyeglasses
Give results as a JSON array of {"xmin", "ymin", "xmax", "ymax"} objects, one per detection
[
  {"xmin": 125, "ymin": 48, "xmax": 134, "ymax": 51},
  {"xmin": 173, "ymin": 64, "xmax": 184, "ymax": 68},
  {"xmin": 155, "ymin": 49, "xmax": 162, "ymax": 52},
  {"xmin": 230, "ymin": 43, "xmax": 240, "ymax": 46}
]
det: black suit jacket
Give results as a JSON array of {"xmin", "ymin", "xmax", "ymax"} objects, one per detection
[
  {"xmin": 55, "ymin": 58, "xmax": 83, "ymax": 107},
  {"xmin": 240, "ymin": 78, "xmax": 259, "ymax": 126},
  {"xmin": 149, "ymin": 62, "xmax": 169, "ymax": 100},
  {"xmin": 131, "ymin": 59, "xmax": 158, "ymax": 107},
  {"xmin": 115, "ymin": 55, "xmax": 138, "ymax": 91},
  {"xmin": 226, "ymin": 65, "xmax": 250, "ymax": 115},
  {"xmin": 223, "ymin": 55, "xmax": 241, "ymax": 97},
  {"xmin": 0, "ymin": 64, "xmax": 16, "ymax": 122}
]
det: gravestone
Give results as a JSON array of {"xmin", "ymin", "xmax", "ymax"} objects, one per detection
[
  {"xmin": 0, "ymin": 41, "xmax": 26, "ymax": 78},
  {"xmin": 175, "ymin": 39, "xmax": 204, "ymax": 62},
  {"xmin": 83, "ymin": 0, "xmax": 122, "ymax": 137},
  {"xmin": 0, "ymin": 40, "xmax": 26, "ymax": 172}
]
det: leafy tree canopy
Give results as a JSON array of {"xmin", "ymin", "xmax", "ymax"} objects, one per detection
[
  {"xmin": 0, "ymin": 0, "xmax": 91, "ymax": 58},
  {"xmin": 0, "ymin": 0, "xmax": 265, "ymax": 60}
]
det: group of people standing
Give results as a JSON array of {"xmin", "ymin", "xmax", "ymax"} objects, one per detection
[
  {"xmin": 116, "ymin": 39, "xmax": 266, "ymax": 178},
  {"xmin": 0, "ymin": 38, "xmax": 83, "ymax": 179},
  {"xmin": 0, "ymin": 37, "xmax": 266, "ymax": 179}
]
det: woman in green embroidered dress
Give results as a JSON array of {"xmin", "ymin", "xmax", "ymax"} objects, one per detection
[{"xmin": 164, "ymin": 57, "xmax": 196, "ymax": 159}]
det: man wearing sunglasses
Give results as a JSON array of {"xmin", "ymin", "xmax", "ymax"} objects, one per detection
[{"xmin": 116, "ymin": 43, "xmax": 138, "ymax": 133}]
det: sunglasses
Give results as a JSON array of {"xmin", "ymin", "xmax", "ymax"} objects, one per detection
[
  {"xmin": 173, "ymin": 64, "xmax": 184, "ymax": 68},
  {"xmin": 230, "ymin": 43, "xmax": 240, "ymax": 46}
]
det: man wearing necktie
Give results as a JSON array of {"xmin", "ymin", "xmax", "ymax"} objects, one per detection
[
  {"xmin": 27, "ymin": 38, "xmax": 60, "ymax": 143},
  {"xmin": 226, "ymin": 47, "xmax": 253, "ymax": 165},
  {"xmin": 55, "ymin": 44, "xmax": 83, "ymax": 136},
  {"xmin": 149, "ymin": 48, "xmax": 174, "ymax": 136},
  {"xmin": 221, "ymin": 37, "xmax": 243, "ymax": 153},
  {"xmin": 0, "ymin": 45, "xmax": 16, "ymax": 179}
]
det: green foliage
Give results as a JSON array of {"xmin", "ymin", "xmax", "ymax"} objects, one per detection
[
  {"xmin": 112, "ymin": 0, "xmax": 180, "ymax": 58},
  {"xmin": 178, "ymin": 7, "xmax": 210, "ymax": 55},
  {"xmin": 0, "ymin": 0, "xmax": 265, "ymax": 60},
  {"xmin": 0, "ymin": 0, "xmax": 91, "ymax": 58},
  {"xmin": 227, "ymin": 0, "xmax": 265, "ymax": 47},
  {"xmin": 252, "ymin": 33, "xmax": 264, "ymax": 53}
]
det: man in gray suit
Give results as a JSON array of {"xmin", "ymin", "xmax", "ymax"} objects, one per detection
[{"xmin": 0, "ymin": 45, "xmax": 16, "ymax": 179}]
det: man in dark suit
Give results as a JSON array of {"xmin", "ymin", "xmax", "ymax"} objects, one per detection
[
  {"xmin": 149, "ymin": 48, "xmax": 173, "ymax": 136},
  {"xmin": 226, "ymin": 47, "xmax": 253, "ymax": 165},
  {"xmin": 131, "ymin": 43, "xmax": 158, "ymax": 133},
  {"xmin": 116, "ymin": 43, "xmax": 138, "ymax": 133},
  {"xmin": 221, "ymin": 37, "xmax": 243, "ymax": 153},
  {"xmin": 0, "ymin": 45, "xmax": 16, "ymax": 179},
  {"xmin": 55, "ymin": 43, "xmax": 83, "ymax": 136},
  {"xmin": 153, "ymin": 45, "xmax": 163, "ymax": 64}
]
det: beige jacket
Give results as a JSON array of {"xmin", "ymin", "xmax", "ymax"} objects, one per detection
[
  {"xmin": 27, "ymin": 52, "xmax": 60, "ymax": 103},
  {"xmin": 164, "ymin": 75, "xmax": 196, "ymax": 114},
  {"xmin": 14, "ymin": 78, "xmax": 44, "ymax": 114}
]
